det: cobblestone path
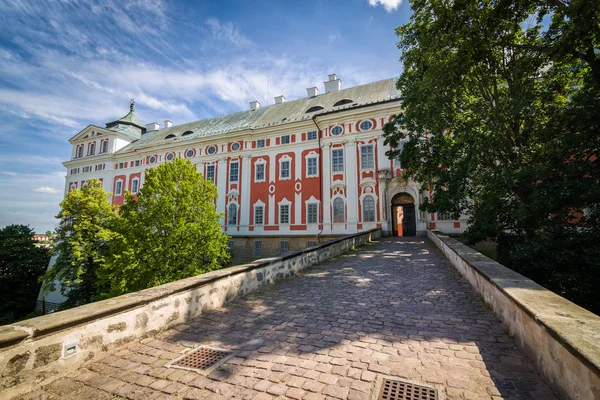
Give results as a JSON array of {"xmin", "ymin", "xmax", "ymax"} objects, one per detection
[{"xmin": 15, "ymin": 237, "xmax": 558, "ymax": 400}]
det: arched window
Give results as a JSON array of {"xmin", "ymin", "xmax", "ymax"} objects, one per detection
[
  {"xmin": 333, "ymin": 198, "xmax": 345, "ymax": 223},
  {"xmin": 165, "ymin": 134, "xmax": 176, "ymax": 139},
  {"xmin": 306, "ymin": 106, "xmax": 324, "ymax": 113},
  {"xmin": 182, "ymin": 130, "xmax": 193, "ymax": 136},
  {"xmin": 77, "ymin": 146, "xmax": 83, "ymax": 158},
  {"xmin": 228, "ymin": 203, "xmax": 238, "ymax": 225},
  {"xmin": 363, "ymin": 196, "xmax": 376, "ymax": 222},
  {"xmin": 333, "ymin": 99, "xmax": 353, "ymax": 107}
]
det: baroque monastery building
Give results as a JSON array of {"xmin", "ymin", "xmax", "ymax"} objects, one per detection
[{"xmin": 63, "ymin": 74, "xmax": 465, "ymax": 261}]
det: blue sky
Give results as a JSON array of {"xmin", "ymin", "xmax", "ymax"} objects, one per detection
[{"xmin": 0, "ymin": 0, "xmax": 411, "ymax": 233}]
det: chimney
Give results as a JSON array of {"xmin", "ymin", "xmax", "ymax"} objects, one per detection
[
  {"xmin": 146, "ymin": 122, "xmax": 160, "ymax": 132},
  {"xmin": 164, "ymin": 120, "xmax": 172, "ymax": 128},
  {"xmin": 274, "ymin": 95, "xmax": 286, "ymax": 104},
  {"xmin": 324, "ymin": 73, "xmax": 341, "ymax": 93},
  {"xmin": 306, "ymin": 87, "xmax": 319, "ymax": 98},
  {"xmin": 249, "ymin": 100, "xmax": 260, "ymax": 111}
]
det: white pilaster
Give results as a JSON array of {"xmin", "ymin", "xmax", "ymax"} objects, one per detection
[
  {"xmin": 216, "ymin": 158, "xmax": 227, "ymax": 215},
  {"xmin": 377, "ymin": 135, "xmax": 388, "ymax": 170},
  {"xmin": 268, "ymin": 194, "xmax": 275, "ymax": 225},
  {"xmin": 240, "ymin": 156, "xmax": 251, "ymax": 231},
  {"xmin": 322, "ymin": 144, "xmax": 332, "ymax": 225},
  {"xmin": 295, "ymin": 192, "xmax": 302, "ymax": 225},
  {"xmin": 345, "ymin": 141, "xmax": 359, "ymax": 228}
]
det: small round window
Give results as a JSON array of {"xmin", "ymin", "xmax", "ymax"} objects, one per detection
[
  {"xmin": 331, "ymin": 125, "xmax": 343, "ymax": 136},
  {"xmin": 166, "ymin": 153, "xmax": 175, "ymax": 161},
  {"xmin": 185, "ymin": 149, "xmax": 195, "ymax": 158},
  {"xmin": 359, "ymin": 120, "xmax": 373, "ymax": 131},
  {"xmin": 149, "ymin": 155, "xmax": 157, "ymax": 164},
  {"xmin": 207, "ymin": 146, "xmax": 217, "ymax": 155},
  {"xmin": 231, "ymin": 142, "xmax": 240, "ymax": 151}
]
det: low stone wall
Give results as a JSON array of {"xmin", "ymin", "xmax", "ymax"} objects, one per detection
[
  {"xmin": 428, "ymin": 229, "xmax": 600, "ymax": 400},
  {"xmin": 0, "ymin": 228, "xmax": 381, "ymax": 397}
]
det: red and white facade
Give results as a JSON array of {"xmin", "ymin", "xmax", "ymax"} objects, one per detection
[{"xmin": 63, "ymin": 75, "xmax": 466, "ymax": 258}]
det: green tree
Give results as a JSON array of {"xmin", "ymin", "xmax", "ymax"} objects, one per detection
[
  {"xmin": 102, "ymin": 158, "xmax": 230, "ymax": 296},
  {"xmin": 44, "ymin": 178, "xmax": 119, "ymax": 308},
  {"xmin": 384, "ymin": 0, "xmax": 600, "ymax": 312},
  {"xmin": 0, "ymin": 225, "xmax": 50, "ymax": 323}
]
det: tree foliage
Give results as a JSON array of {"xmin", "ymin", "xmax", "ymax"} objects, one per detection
[
  {"xmin": 44, "ymin": 178, "xmax": 119, "ymax": 308},
  {"xmin": 384, "ymin": 0, "xmax": 600, "ymax": 312},
  {"xmin": 101, "ymin": 158, "xmax": 230, "ymax": 296},
  {"xmin": 0, "ymin": 225, "xmax": 50, "ymax": 324}
]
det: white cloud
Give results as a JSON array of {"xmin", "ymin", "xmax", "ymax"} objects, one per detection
[
  {"xmin": 205, "ymin": 18, "xmax": 253, "ymax": 47},
  {"xmin": 329, "ymin": 33, "xmax": 341, "ymax": 43},
  {"xmin": 34, "ymin": 187, "xmax": 59, "ymax": 194},
  {"xmin": 368, "ymin": 0, "xmax": 402, "ymax": 12}
]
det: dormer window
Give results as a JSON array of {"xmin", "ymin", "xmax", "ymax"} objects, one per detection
[
  {"xmin": 182, "ymin": 130, "xmax": 193, "ymax": 136},
  {"xmin": 165, "ymin": 134, "xmax": 176, "ymax": 139},
  {"xmin": 333, "ymin": 99, "xmax": 353, "ymax": 107},
  {"xmin": 306, "ymin": 106, "xmax": 324, "ymax": 113}
]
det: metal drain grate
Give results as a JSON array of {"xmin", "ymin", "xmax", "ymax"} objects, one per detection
[
  {"xmin": 378, "ymin": 378, "xmax": 439, "ymax": 400},
  {"xmin": 168, "ymin": 346, "xmax": 233, "ymax": 374}
]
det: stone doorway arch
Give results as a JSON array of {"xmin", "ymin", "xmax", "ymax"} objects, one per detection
[{"xmin": 391, "ymin": 192, "xmax": 416, "ymax": 236}]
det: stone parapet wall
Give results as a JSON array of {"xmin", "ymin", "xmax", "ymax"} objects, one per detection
[
  {"xmin": 428, "ymin": 229, "xmax": 600, "ymax": 400},
  {"xmin": 0, "ymin": 228, "xmax": 381, "ymax": 398}
]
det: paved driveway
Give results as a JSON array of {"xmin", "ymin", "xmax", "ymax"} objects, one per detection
[{"xmin": 15, "ymin": 237, "xmax": 558, "ymax": 400}]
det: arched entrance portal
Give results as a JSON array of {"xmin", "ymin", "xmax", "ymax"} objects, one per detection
[{"xmin": 391, "ymin": 193, "xmax": 416, "ymax": 236}]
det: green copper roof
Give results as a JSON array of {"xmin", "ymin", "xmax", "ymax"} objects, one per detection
[{"xmin": 106, "ymin": 100, "xmax": 145, "ymax": 130}]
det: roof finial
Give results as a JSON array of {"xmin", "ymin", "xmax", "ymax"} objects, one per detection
[{"xmin": 130, "ymin": 98, "xmax": 135, "ymax": 112}]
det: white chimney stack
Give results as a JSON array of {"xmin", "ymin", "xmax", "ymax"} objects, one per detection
[
  {"xmin": 324, "ymin": 73, "xmax": 341, "ymax": 93},
  {"xmin": 306, "ymin": 87, "xmax": 319, "ymax": 98},
  {"xmin": 249, "ymin": 100, "xmax": 260, "ymax": 111},
  {"xmin": 146, "ymin": 122, "xmax": 160, "ymax": 132},
  {"xmin": 274, "ymin": 95, "xmax": 286, "ymax": 104},
  {"xmin": 164, "ymin": 120, "xmax": 172, "ymax": 128}
]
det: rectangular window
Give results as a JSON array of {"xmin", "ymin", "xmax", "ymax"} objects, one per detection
[
  {"xmin": 97, "ymin": 164, "xmax": 104, "ymax": 171},
  {"xmin": 280, "ymin": 240, "xmax": 289, "ymax": 255},
  {"xmin": 394, "ymin": 141, "xmax": 404, "ymax": 168},
  {"xmin": 280, "ymin": 160, "xmax": 290, "ymax": 179},
  {"xmin": 101, "ymin": 140, "xmax": 108, "ymax": 153},
  {"xmin": 256, "ymin": 139, "xmax": 265, "ymax": 148},
  {"xmin": 229, "ymin": 161, "xmax": 239, "ymax": 182},
  {"xmin": 135, "ymin": 160, "xmax": 141, "ymax": 167},
  {"xmin": 206, "ymin": 165, "xmax": 215, "ymax": 181},
  {"xmin": 281, "ymin": 135, "xmax": 290, "ymax": 144},
  {"xmin": 332, "ymin": 149, "xmax": 344, "ymax": 173},
  {"xmin": 360, "ymin": 145, "xmax": 375, "ymax": 169},
  {"xmin": 70, "ymin": 168, "xmax": 77, "ymax": 175},
  {"xmin": 307, "ymin": 203, "xmax": 318, "ymax": 224},
  {"xmin": 118, "ymin": 162, "xmax": 124, "ymax": 169},
  {"xmin": 83, "ymin": 166, "xmax": 90, "ymax": 173},
  {"xmin": 131, "ymin": 179, "xmax": 139, "ymax": 194},
  {"xmin": 307, "ymin": 131, "xmax": 317, "ymax": 141},
  {"xmin": 255, "ymin": 205, "xmax": 264, "ymax": 225},
  {"xmin": 253, "ymin": 241, "xmax": 262, "ymax": 258},
  {"xmin": 307, "ymin": 157, "xmax": 318, "ymax": 177},
  {"xmin": 76, "ymin": 146, "xmax": 83, "ymax": 158},
  {"xmin": 115, "ymin": 181, "xmax": 123, "ymax": 196},
  {"xmin": 255, "ymin": 164, "xmax": 265, "ymax": 181},
  {"xmin": 280, "ymin": 204, "xmax": 289, "ymax": 224},
  {"xmin": 89, "ymin": 143, "xmax": 95, "ymax": 155}
]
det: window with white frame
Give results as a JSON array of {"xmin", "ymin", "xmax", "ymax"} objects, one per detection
[
  {"xmin": 255, "ymin": 163, "xmax": 265, "ymax": 181},
  {"xmin": 363, "ymin": 195, "xmax": 376, "ymax": 222},
  {"xmin": 76, "ymin": 146, "xmax": 83, "ymax": 158},
  {"xmin": 307, "ymin": 203, "xmax": 318, "ymax": 224},
  {"xmin": 281, "ymin": 135, "xmax": 290, "ymax": 144},
  {"xmin": 333, "ymin": 198, "xmax": 345, "ymax": 223},
  {"xmin": 97, "ymin": 164, "xmax": 104, "ymax": 171},
  {"xmin": 135, "ymin": 160, "xmax": 141, "ymax": 167},
  {"xmin": 331, "ymin": 125, "xmax": 343, "ymax": 136},
  {"xmin": 332, "ymin": 148, "xmax": 344, "ymax": 172},
  {"xmin": 70, "ymin": 168, "xmax": 77, "ymax": 175},
  {"xmin": 306, "ymin": 157, "xmax": 318, "ymax": 177},
  {"xmin": 228, "ymin": 203, "xmax": 238, "ymax": 225},
  {"xmin": 101, "ymin": 140, "xmax": 108, "ymax": 153},
  {"xmin": 256, "ymin": 139, "xmax": 265, "ymax": 148},
  {"xmin": 394, "ymin": 141, "xmax": 404, "ymax": 168},
  {"xmin": 131, "ymin": 178, "xmax": 139, "ymax": 194},
  {"xmin": 280, "ymin": 204, "xmax": 290, "ymax": 224},
  {"xmin": 280, "ymin": 241, "xmax": 289, "ymax": 255},
  {"xmin": 149, "ymin": 155, "xmax": 157, "ymax": 164},
  {"xmin": 166, "ymin": 152, "xmax": 175, "ymax": 162},
  {"xmin": 83, "ymin": 166, "xmax": 90, "ymax": 173},
  {"xmin": 255, "ymin": 205, "xmax": 264, "ymax": 225},
  {"xmin": 185, "ymin": 149, "xmax": 195, "ymax": 158},
  {"xmin": 115, "ymin": 180, "xmax": 123, "ymax": 196},
  {"xmin": 231, "ymin": 142, "xmax": 240, "ymax": 151},
  {"xmin": 360, "ymin": 145, "xmax": 375, "ymax": 169},
  {"xmin": 253, "ymin": 241, "xmax": 262, "ymax": 257},
  {"xmin": 89, "ymin": 142, "xmax": 96, "ymax": 155},
  {"xmin": 359, "ymin": 120, "xmax": 374, "ymax": 131},
  {"xmin": 280, "ymin": 160, "xmax": 290, "ymax": 179},
  {"xmin": 307, "ymin": 131, "xmax": 317, "ymax": 141},
  {"xmin": 118, "ymin": 162, "xmax": 124, "ymax": 169},
  {"xmin": 229, "ymin": 161, "xmax": 239, "ymax": 182},
  {"xmin": 206, "ymin": 165, "xmax": 215, "ymax": 181}
]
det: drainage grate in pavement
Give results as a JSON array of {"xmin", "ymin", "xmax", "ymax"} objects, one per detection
[
  {"xmin": 168, "ymin": 346, "xmax": 233, "ymax": 374},
  {"xmin": 378, "ymin": 378, "xmax": 439, "ymax": 400}
]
